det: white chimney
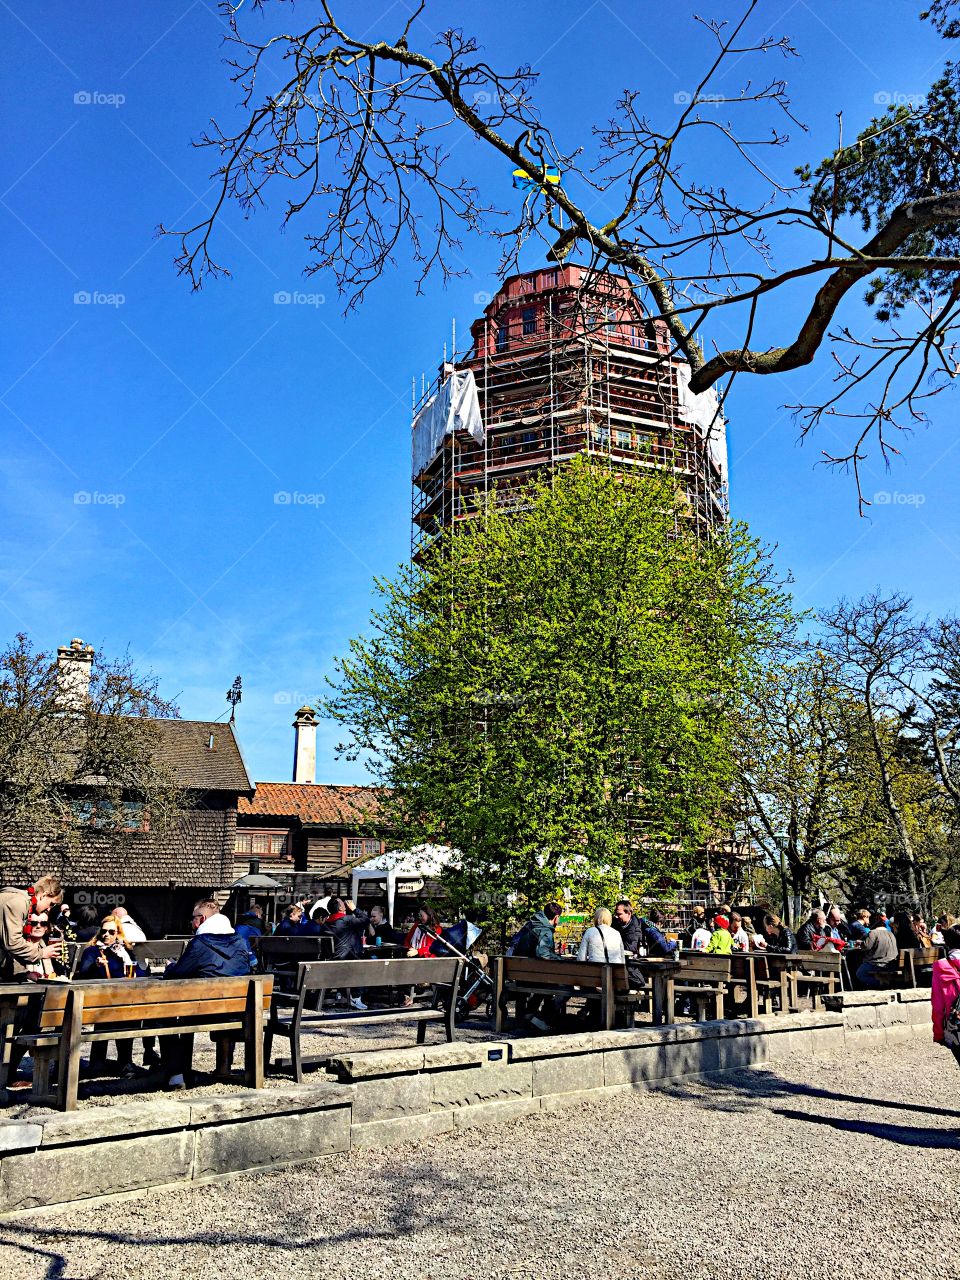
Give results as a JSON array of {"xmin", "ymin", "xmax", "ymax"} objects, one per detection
[
  {"xmin": 292, "ymin": 706, "xmax": 317, "ymax": 784},
  {"xmin": 56, "ymin": 637, "xmax": 95, "ymax": 711}
]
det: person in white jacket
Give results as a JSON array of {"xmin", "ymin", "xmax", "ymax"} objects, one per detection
[
  {"xmin": 577, "ymin": 908, "xmax": 626, "ymax": 964},
  {"xmin": 112, "ymin": 905, "xmax": 147, "ymax": 944}
]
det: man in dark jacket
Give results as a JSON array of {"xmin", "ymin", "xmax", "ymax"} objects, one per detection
[
  {"xmin": 321, "ymin": 898, "xmax": 370, "ymax": 1010},
  {"xmin": 161, "ymin": 900, "xmax": 252, "ymax": 1088},
  {"xmin": 796, "ymin": 909, "xmax": 827, "ymax": 951},
  {"xmin": 514, "ymin": 902, "xmax": 564, "ymax": 1029},
  {"xmin": 515, "ymin": 902, "xmax": 564, "ymax": 961},
  {"xmin": 235, "ymin": 906, "xmax": 265, "ymax": 967},
  {"xmin": 763, "ymin": 913, "xmax": 798, "ymax": 954}
]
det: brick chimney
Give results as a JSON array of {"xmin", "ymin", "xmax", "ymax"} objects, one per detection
[
  {"xmin": 292, "ymin": 706, "xmax": 317, "ymax": 784},
  {"xmin": 56, "ymin": 637, "xmax": 95, "ymax": 711}
]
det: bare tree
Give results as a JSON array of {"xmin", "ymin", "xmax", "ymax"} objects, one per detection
[
  {"xmin": 165, "ymin": 0, "xmax": 960, "ymax": 502},
  {"xmin": 0, "ymin": 634, "xmax": 182, "ymax": 872}
]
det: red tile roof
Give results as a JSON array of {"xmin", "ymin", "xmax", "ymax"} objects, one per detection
[{"xmin": 239, "ymin": 782, "xmax": 386, "ymax": 827}]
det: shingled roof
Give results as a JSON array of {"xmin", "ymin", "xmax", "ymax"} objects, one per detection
[
  {"xmin": 152, "ymin": 720, "xmax": 254, "ymax": 795},
  {"xmin": 239, "ymin": 782, "xmax": 385, "ymax": 826}
]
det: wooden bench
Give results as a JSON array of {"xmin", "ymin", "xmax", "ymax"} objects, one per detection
[
  {"xmin": 16, "ymin": 975, "xmax": 272, "ymax": 1111},
  {"xmin": 130, "ymin": 939, "xmax": 188, "ymax": 973},
  {"xmin": 789, "ymin": 950, "xmax": 842, "ymax": 1010},
  {"xmin": 854, "ymin": 948, "xmax": 931, "ymax": 990},
  {"xmin": 266, "ymin": 957, "xmax": 463, "ymax": 1082},
  {"xmin": 491, "ymin": 956, "xmax": 644, "ymax": 1033},
  {"xmin": 259, "ymin": 936, "xmax": 334, "ymax": 976},
  {"xmin": 668, "ymin": 954, "xmax": 731, "ymax": 1022},
  {"xmin": 900, "ymin": 946, "xmax": 940, "ymax": 987}
]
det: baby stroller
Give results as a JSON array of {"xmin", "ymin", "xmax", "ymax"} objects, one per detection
[{"xmin": 427, "ymin": 920, "xmax": 495, "ymax": 1022}]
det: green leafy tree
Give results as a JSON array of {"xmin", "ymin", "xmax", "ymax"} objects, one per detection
[{"xmin": 325, "ymin": 460, "xmax": 790, "ymax": 923}]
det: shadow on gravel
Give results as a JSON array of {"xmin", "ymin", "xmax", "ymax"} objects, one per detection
[
  {"xmin": 651, "ymin": 1062, "xmax": 960, "ymax": 1147},
  {"xmin": 658, "ymin": 1071, "xmax": 960, "ymax": 1120},
  {"xmin": 771, "ymin": 1107, "xmax": 960, "ymax": 1148},
  {"xmin": 0, "ymin": 1162, "xmax": 462, "ymax": 1273}
]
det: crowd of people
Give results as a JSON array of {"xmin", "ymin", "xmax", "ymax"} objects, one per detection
[
  {"xmin": 2, "ymin": 875, "xmax": 959, "ymax": 1096},
  {"xmin": 0, "ymin": 877, "xmax": 451, "ymax": 1091}
]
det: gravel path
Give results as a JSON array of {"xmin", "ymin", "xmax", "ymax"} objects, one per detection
[{"xmin": 1, "ymin": 1040, "xmax": 957, "ymax": 1280}]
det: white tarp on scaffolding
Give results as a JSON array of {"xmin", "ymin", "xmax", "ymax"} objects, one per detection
[
  {"xmin": 412, "ymin": 366, "xmax": 485, "ymax": 476},
  {"xmin": 676, "ymin": 363, "xmax": 728, "ymax": 482}
]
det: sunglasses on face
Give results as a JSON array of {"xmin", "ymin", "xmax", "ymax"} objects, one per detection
[{"xmin": 101, "ymin": 928, "xmax": 117, "ymax": 936}]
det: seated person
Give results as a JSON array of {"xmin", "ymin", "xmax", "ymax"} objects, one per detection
[
  {"xmin": 847, "ymin": 908, "xmax": 872, "ymax": 942},
  {"xmin": 796, "ymin": 909, "xmax": 827, "ymax": 951},
  {"xmin": 729, "ymin": 912, "xmax": 750, "ymax": 951},
  {"xmin": 577, "ymin": 908, "xmax": 626, "ymax": 964},
  {"xmin": 365, "ymin": 904, "xmax": 401, "ymax": 946},
  {"xmin": 77, "ymin": 916, "xmax": 147, "ymax": 1079},
  {"xmin": 855, "ymin": 913, "xmax": 899, "ymax": 988},
  {"xmin": 706, "ymin": 914, "xmax": 734, "ymax": 955},
  {"xmin": 274, "ymin": 904, "xmax": 310, "ymax": 936},
  {"xmin": 762, "ymin": 913, "xmax": 798, "ymax": 953},
  {"xmin": 161, "ymin": 900, "xmax": 253, "ymax": 1090},
  {"xmin": 639, "ymin": 909, "xmax": 678, "ymax": 957}
]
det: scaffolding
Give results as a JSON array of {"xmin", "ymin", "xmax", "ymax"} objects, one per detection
[{"xmin": 412, "ymin": 263, "xmax": 728, "ymax": 558}]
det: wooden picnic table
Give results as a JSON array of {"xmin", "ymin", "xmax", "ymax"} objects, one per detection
[{"xmin": 625, "ymin": 955, "xmax": 683, "ymax": 1025}]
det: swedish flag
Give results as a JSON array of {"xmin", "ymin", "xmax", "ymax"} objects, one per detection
[{"xmin": 512, "ymin": 166, "xmax": 561, "ymax": 191}]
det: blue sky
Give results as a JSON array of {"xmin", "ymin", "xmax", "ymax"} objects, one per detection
[{"xmin": 1, "ymin": 0, "xmax": 957, "ymax": 785}]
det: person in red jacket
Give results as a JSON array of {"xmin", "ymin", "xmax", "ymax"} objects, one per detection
[{"xmin": 931, "ymin": 924, "xmax": 960, "ymax": 1067}]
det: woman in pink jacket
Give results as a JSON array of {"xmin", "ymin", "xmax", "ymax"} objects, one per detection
[{"xmin": 931, "ymin": 924, "xmax": 960, "ymax": 1066}]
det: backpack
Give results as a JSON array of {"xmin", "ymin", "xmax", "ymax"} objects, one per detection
[
  {"xmin": 944, "ymin": 989, "xmax": 960, "ymax": 1050},
  {"xmin": 506, "ymin": 922, "xmax": 532, "ymax": 957}
]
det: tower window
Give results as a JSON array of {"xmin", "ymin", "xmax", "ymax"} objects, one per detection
[
  {"xmin": 496, "ymin": 325, "xmax": 509, "ymax": 353},
  {"xmin": 521, "ymin": 307, "xmax": 537, "ymax": 336}
]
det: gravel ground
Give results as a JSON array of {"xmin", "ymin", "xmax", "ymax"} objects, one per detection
[{"xmin": 1, "ymin": 1039, "xmax": 957, "ymax": 1280}]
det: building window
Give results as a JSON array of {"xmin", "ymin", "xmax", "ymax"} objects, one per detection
[
  {"xmin": 605, "ymin": 309, "xmax": 618, "ymax": 334},
  {"xmin": 542, "ymin": 269, "xmax": 558, "ymax": 288},
  {"xmin": 72, "ymin": 799, "xmax": 150, "ymax": 832},
  {"xmin": 614, "ymin": 428, "xmax": 634, "ymax": 450},
  {"xmin": 521, "ymin": 307, "xmax": 537, "ymax": 336},
  {"xmin": 345, "ymin": 837, "xmax": 383, "ymax": 859},
  {"xmin": 496, "ymin": 325, "xmax": 508, "ymax": 353},
  {"xmin": 235, "ymin": 831, "xmax": 288, "ymax": 858}
]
